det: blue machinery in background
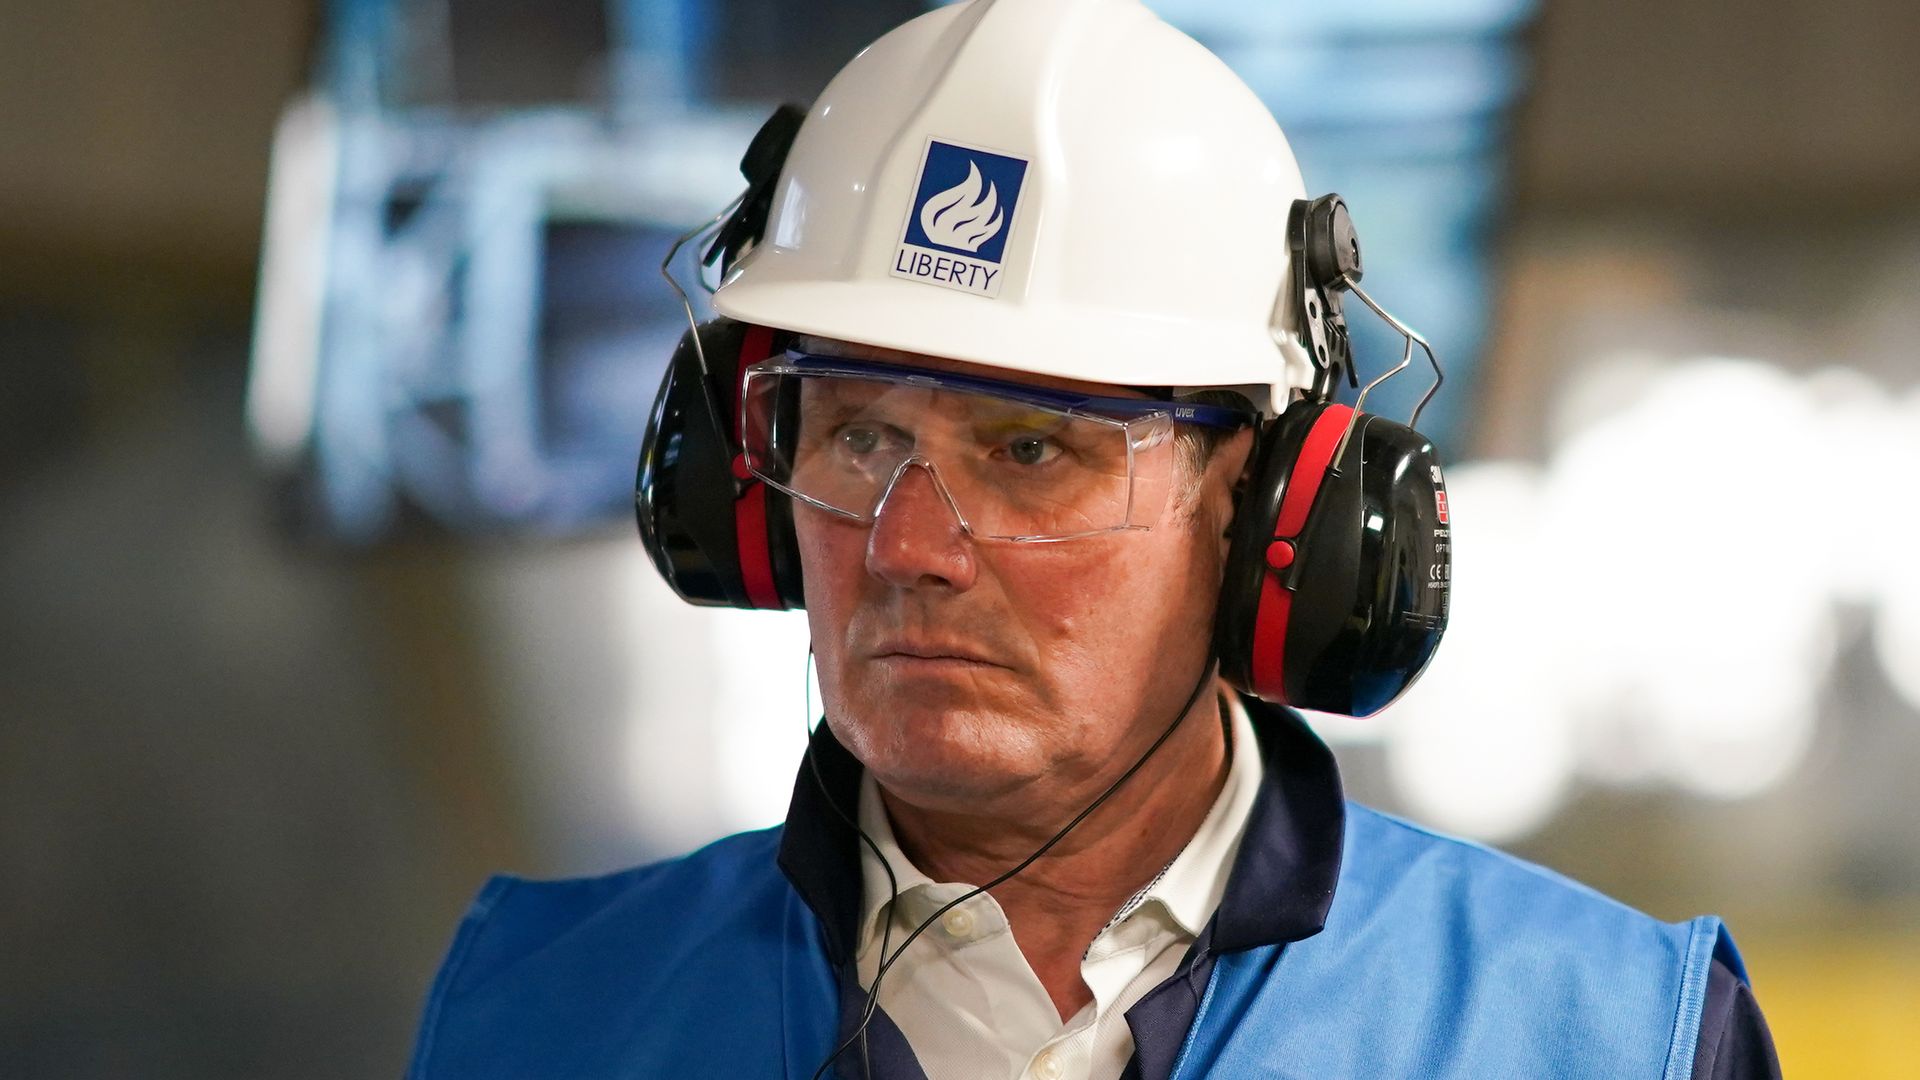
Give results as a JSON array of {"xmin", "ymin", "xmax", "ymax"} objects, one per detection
[{"xmin": 248, "ymin": 0, "xmax": 1534, "ymax": 543}]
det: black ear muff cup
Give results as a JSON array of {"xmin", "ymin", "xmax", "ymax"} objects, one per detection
[
  {"xmin": 1217, "ymin": 402, "xmax": 1450, "ymax": 715},
  {"xmin": 636, "ymin": 318, "xmax": 803, "ymax": 610}
]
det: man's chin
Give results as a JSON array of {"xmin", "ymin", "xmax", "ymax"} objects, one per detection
[{"xmin": 833, "ymin": 703, "xmax": 1047, "ymax": 807}]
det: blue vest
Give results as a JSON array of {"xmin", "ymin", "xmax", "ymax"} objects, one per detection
[{"xmin": 407, "ymin": 802, "xmax": 1739, "ymax": 1079}]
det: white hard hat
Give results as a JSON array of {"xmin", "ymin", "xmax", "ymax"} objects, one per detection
[{"xmin": 710, "ymin": 0, "xmax": 1314, "ymax": 415}]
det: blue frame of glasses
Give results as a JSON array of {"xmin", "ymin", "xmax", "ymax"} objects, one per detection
[{"xmin": 765, "ymin": 350, "xmax": 1257, "ymax": 431}]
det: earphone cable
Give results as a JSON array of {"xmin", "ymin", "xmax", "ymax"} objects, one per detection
[{"xmin": 801, "ymin": 646, "xmax": 896, "ymax": 1080}]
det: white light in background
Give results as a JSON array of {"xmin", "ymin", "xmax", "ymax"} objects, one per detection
[
  {"xmin": 1877, "ymin": 594, "xmax": 1920, "ymax": 716},
  {"xmin": 708, "ymin": 607, "xmax": 816, "ymax": 829},
  {"xmin": 1871, "ymin": 388, "xmax": 1920, "ymax": 713},
  {"xmin": 1540, "ymin": 358, "xmax": 1834, "ymax": 799},
  {"xmin": 615, "ymin": 543, "xmax": 811, "ymax": 852},
  {"xmin": 1377, "ymin": 356, "xmax": 1897, "ymax": 840},
  {"xmin": 247, "ymin": 96, "xmax": 339, "ymax": 464},
  {"xmin": 1383, "ymin": 463, "xmax": 1576, "ymax": 842},
  {"xmin": 1803, "ymin": 368, "xmax": 1908, "ymax": 606}
]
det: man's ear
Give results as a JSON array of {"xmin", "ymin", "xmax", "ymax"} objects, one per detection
[{"xmin": 1205, "ymin": 426, "xmax": 1257, "ymax": 556}]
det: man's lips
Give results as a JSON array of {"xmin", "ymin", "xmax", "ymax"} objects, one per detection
[{"xmin": 867, "ymin": 639, "xmax": 1011, "ymax": 668}]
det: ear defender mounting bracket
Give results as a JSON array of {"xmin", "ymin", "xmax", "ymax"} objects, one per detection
[
  {"xmin": 1289, "ymin": 194, "xmax": 1364, "ymax": 401},
  {"xmin": 704, "ymin": 103, "xmax": 808, "ymax": 278}
]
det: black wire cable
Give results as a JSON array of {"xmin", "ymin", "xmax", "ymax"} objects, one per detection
[
  {"xmin": 801, "ymin": 647, "xmax": 896, "ymax": 1080},
  {"xmin": 805, "ymin": 648, "xmax": 1222, "ymax": 1080}
]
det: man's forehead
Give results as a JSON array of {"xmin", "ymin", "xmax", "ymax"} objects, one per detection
[{"xmin": 794, "ymin": 334, "xmax": 1152, "ymax": 401}]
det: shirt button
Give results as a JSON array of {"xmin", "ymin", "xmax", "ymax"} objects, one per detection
[
  {"xmin": 1031, "ymin": 1050, "xmax": 1064, "ymax": 1080},
  {"xmin": 940, "ymin": 907, "xmax": 975, "ymax": 940}
]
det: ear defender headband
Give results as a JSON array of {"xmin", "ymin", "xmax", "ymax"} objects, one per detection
[{"xmin": 635, "ymin": 109, "xmax": 1451, "ymax": 715}]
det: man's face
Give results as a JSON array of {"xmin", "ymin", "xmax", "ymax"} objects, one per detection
[{"xmin": 794, "ymin": 341, "xmax": 1253, "ymax": 813}]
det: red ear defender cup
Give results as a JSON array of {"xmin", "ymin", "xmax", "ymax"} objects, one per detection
[
  {"xmin": 725, "ymin": 323, "xmax": 790, "ymax": 610},
  {"xmin": 635, "ymin": 317, "xmax": 804, "ymax": 610},
  {"xmin": 1215, "ymin": 401, "xmax": 1451, "ymax": 715}
]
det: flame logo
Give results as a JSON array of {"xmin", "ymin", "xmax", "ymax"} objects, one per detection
[{"xmin": 918, "ymin": 161, "xmax": 1005, "ymax": 253}]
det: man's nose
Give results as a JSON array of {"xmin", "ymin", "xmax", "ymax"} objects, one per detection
[{"xmin": 864, "ymin": 461, "xmax": 977, "ymax": 592}]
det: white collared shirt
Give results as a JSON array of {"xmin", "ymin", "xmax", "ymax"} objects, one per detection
[{"xmin": 853, "ymin": 697, "xmax": 1263, "ymax": 1080}]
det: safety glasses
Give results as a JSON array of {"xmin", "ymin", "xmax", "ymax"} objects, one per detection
[{"xmin": 740, "ymin": 351, "xmax": 1252, "ymax": 542}]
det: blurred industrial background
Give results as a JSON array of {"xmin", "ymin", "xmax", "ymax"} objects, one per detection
[{"xmin": 2, "ymin": 0, "xmax": 1915, "ymax": 1076}]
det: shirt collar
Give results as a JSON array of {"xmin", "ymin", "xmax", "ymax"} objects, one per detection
[
  {"xmin": 1111, "ymin": 694, "xmax": 1263, "ymax": 939},
  {"xmin": 778, "ymin": 691, "xmax": 1345, "ymax": 967},
  {"xmin": 852, "ymin": 771, "xmax": 938, "ymax": 957}
]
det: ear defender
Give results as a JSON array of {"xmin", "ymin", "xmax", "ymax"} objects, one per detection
[
  {"xmin": 635, "ymin": 103, "xmax": 811, "ymax": 610},
  {"xmin": 635, "ymin": 318, "xmax": 804, "ymax": 610},
  {"xmin": 1213, "ymin": 196, "xmax": 1451, "ymax": 716},
  {"xmin": 1214, "ymin": 401, "xmax": 1451, "ymax": 715}
]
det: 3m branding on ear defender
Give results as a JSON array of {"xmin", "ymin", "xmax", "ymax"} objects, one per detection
[{"xmin": 635, "ymin": 104, "xmax": 1451, "ymax": 715}]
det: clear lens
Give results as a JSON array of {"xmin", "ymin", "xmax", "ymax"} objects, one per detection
[{"xmin": 741, "ymin": 362, "xmax": 1174, "ymax": 541}]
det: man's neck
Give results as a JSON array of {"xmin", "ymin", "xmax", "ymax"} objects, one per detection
[{"xmin": 875, "ymin": 691, "xmax": 1232, "ymax": 1021}]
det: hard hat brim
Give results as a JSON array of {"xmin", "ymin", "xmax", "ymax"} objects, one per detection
[{"xmin": 714, "ymin": 274, "xmax": 1305, "ymax": 415}]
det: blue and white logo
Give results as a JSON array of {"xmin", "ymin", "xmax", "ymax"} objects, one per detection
[{"xmin": 892, "ymin": 139, "xmax": 1028, "ymax": 298}]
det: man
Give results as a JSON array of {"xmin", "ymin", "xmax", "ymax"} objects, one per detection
[{"xmin": 407, "ymin": 0, "xmax": 1779, "ymax": 1076}]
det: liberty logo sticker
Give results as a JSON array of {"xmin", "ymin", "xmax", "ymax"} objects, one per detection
[
  {"xmin": 892, "ymin": 139, "xmax": 1028, "ymax": 298},
  {"xmin": 920, "ymin": 163, "xmax": 1005, "ymax": 252}
]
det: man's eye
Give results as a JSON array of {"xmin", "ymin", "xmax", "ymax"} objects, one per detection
[
  {"xmin": 837, "ymin": 425, "xmax": 885, "ymax": 455},
  {"xmin": 1005, "ymin": 435, "xmax": 1060, "ymax": 466}
]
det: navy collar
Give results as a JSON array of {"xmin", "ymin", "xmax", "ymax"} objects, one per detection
[
  {"xmin": 775, "ymin": 720, "xmax": 870, "ymax": 968},
  {"xmin": 776, "ymin": 693, "xmax": 1346, "ymax": 967}
]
